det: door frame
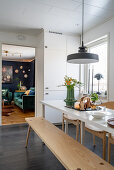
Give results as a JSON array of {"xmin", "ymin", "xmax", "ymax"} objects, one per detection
[{"xmin": 0, "ymin": 43, "xmax": 37, "ymax": 125}]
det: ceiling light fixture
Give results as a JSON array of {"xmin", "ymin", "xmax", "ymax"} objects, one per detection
[
  {"xmin": 20, "ymin": 65, "xmax": 23, "ymax": 69},
  {"xmin": 24, "ymin": 74, "xmax": 28, "ymax": 78},
  {"xmin": 67, "ymin": 0, "xmax": 99, "ymax": 64},
  {"xmin": 15, "ymin": 69, "xmax": 19, "ymax": 73}
]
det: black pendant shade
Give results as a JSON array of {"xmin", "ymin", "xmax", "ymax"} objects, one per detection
[
  {"xmin": 67, "ymin": 0, "xmax": 99, "ymax": 64},
  {"xmin": 67, "ymin": 53, "xmax": 99, "ymax": 64},
  {"xmin": 67, "ymin": 44, "xmax": 99, "ymax": 64}
]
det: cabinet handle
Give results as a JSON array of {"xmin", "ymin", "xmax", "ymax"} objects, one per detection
[
  {"xmin": 45, "ymin": 87, "xmax": 49, "ymax": 89},
  {"xmin": 45, "ymin": 93, "xmax": 49, "ymax": 95}
]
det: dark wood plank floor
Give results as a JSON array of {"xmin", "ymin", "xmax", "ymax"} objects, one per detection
[{"xmin": 0, "ymin": 124, "xmax": 114, "ymax": 170}]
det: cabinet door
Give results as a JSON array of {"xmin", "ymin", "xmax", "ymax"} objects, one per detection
[
  {"xmin": 44, "ymin": 32, "xmax": 66, "ymax": 50},
  {"xmin": 66, "ymin": 36, "xmax": 80, "ymax": 80},
  {"xmin": 67, "ymin": 63, "xmax": 79, "ymax": 80},
  {"xmin": 44, "ymin": 90, "xmax": 66, "ymax": 123},
  {"xmin": 44, "ymin": 49, "xmax": 66, "ymax": 91}
]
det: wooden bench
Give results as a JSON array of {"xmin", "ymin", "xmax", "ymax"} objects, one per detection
[{"xmin": 25, "ymin": 117, "xmax": 113, "ymax": 170}]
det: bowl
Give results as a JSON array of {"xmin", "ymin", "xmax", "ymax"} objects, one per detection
[{"xmin": 92, "ymin": 111, "xmax": 106, "ymax": 119}]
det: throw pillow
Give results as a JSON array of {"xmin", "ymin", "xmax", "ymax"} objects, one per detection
[
  {"xmin": 24, "ymin": 90, "xmax": 30, "ymax": 95},
  {"xmin": 2, "ymin": 89, "xmax": 8, "ymax": 97},
  {"xmin": 29, "ymin": 90, "xmax": 35, "ymax": 95}
]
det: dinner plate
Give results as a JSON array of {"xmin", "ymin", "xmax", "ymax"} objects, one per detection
[
  {"xmin": 92, "ymin": 111, "xmax": 106, "ymax": 119},
  {"xmin": 107, "ymin": 118, "xmax": 114, "ymax": 128}
]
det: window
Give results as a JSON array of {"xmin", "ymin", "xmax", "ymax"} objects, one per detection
[{"xmin": 85, "ymin": 36, "xmax": 108, "ymax": 97}]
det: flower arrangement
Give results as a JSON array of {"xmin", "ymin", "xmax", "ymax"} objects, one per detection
[
  {"xmin": 64, "ymin": 75, "xmax": 82, "ymax": 88},
  {"xmin": 63, "ymin": 76, "xmax": 82, "ymax": 107}
]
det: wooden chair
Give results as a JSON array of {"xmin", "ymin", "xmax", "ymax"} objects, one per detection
[
  {"xmin": 100, "ymin": 101, "xmax": 114, "ymax": 110},
  {"xmin": 85, "ymin": 124, "xmax": 106, "ymax": 160},
  {"xmin": 62, "ymin": 102, "xmax": 114, "ymax": 160},
  {"xmin": 101, "ymin": 102, "xmax": 114, "ymax": 162},
  {"xmin": 85, "ymin": 101, "xmax": 114, "ymax": 160},
  {"xmin": 62, "ymin": 113, "xmax": 106, "ymax": 159},
  {"xmin": 108, "ymin": 133, "xmax": 114, "ymax": 163},
  {"xmin": 62, "ymin": 113, "xmax": 81, "ymax": 142}
]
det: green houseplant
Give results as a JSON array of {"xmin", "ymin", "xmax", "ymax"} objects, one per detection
[
  {"xmin": 15, "ymin": 78, "xmax": 23, "ymax": 90},
  {"xmin": 91, "ymin": 93, "xmax": 99, "ymax": 103},
  {"xmin": 64, "ymin": 76, "xmax": 82, "ymax": 107}
]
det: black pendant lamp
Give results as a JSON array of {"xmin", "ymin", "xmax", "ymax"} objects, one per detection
[{"xmin": 67, "ymin": 0, "xmax": 99, "ymax": 64}]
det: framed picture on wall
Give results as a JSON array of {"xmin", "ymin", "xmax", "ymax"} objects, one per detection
[{"xmin": 2, "ymin": 66, "xmax": 13, "ymax": 83}]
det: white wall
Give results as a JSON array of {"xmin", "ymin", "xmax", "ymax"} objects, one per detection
[
  {"xmin": 0, "ymin": 31, "xmax": 38, "ymax": 47},
  {"xmin": 84, "ymin": 17, "xmax": 114, "ymax": 101}
]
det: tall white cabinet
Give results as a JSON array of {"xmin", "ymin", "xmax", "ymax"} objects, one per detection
[{"xmin": 44, "ymin": 32, "xmax": 80, "ymax": 123}]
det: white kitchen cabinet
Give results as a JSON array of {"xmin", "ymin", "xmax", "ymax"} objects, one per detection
[
  {"xmin": 44, "ymin": 32, "xmax": 80, "ymax": 123},
  {"xmin": 66, "ymin": 35, "xmax": 80, "ymax": 80},
  {"xmin": 66, "ymin": 35, "xmax": 79, "ymax": 54},
  {"xmin": 44, "ymin": 48, "xmax": 66, "ymax": 91},
  {"xmin": 44, "ymin": 32, "xmax": 66, "ymax": 50},
  {"xmin": 44, "ymin": 89, "xmax": 80, "ymax": 123},
  {"xmin": 66, "ymin": 63, "xmax": 79, "ymax": 80},
  {"xmin": 44, "ymin": 32, "xmax": 67, "ymax": 91},
  {"xmin": 44, "ymin": 90, "xmax": 66, "ymax": 123}
]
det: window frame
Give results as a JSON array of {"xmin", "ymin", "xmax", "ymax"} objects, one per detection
[{"xmin": 84, "ymin": 34, "xmax": 109, "ymax": 100}]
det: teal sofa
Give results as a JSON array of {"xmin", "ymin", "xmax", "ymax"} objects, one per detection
[
  {"xmin": 2, "ymin": 89, "xmax": 12, "ymax": 105},
  {"xmin": 14, "ymin": 88, "xmax": 35, "ymax": 112}
]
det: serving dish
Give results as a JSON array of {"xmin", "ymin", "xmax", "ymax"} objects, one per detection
[
  {"xmin": 65, "ymin": 105, "xmax": 101, "ymax": 111},
  {"xmin": 92, "ymin": 111, "xmax": 105, "ymax": 119}
]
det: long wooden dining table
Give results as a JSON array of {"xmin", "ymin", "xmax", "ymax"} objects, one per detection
[{"xmin": 41, "ymin": 100, "xmax": 114, "ymax": 144}]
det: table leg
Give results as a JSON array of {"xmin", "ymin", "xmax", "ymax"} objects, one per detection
[
  {"xmin": 81, "ymin": 121, "xmax": 85, "ymax": 145},
  {"xmin": 2, "ymin": 99, "xmax": 4, "ymax": 107},
  {"xmin": 42, "ymin": 104, "xmax": 45, "ymax": 118},
  {"xmin": 65, "ymin": 120, "xmax": 68, "ymax": 134},
  {"xmin": 25, "ymin": 125, "xmax": 31, "ymax": 148},
  {"xmin": 42, "ymin": 104, "xmax": 46, "ymax": 145}
]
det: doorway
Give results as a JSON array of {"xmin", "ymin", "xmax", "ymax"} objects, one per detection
[{"xmin": 2, "ymin": 44, "xmax": 35, "ymax": 125}]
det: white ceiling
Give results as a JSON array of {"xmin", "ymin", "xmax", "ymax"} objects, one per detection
[
  {"xmin": 2, "ymin": 44, "xmax": 35, "ymax": 61},
  {"xmin": 0, "ymin": 0, "xmax": 114, "ymax": 35}
]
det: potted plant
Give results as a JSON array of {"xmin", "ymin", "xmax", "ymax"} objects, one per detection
[
  {"xmin": 15, "ymin": 78, "xmax": 23, "ymax": 90},
  {"xmin": 64, "ymin": 76, "xmax": 82, "ymax": 107},
  {"xmin": 94, "ymin": 73, "xmax": 103, "ymax": 94},
  {"xmin": 91, "ymin": 93, "xmax": 99, "ymax": 103}
]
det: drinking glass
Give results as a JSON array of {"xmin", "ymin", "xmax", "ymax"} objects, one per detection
[{"xmin": 102, "ymin": 106, "xmax": 106, "ymax": 112}]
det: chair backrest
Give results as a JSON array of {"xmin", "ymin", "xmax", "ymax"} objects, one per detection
[{"xmin": 100, "ymin": 102, "xmax": 114, "ymax": 110}]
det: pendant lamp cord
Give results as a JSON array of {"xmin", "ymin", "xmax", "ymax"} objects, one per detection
[{"xmin": 82, "ymin": 0, "xmax": 84, "ymax": 47}]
